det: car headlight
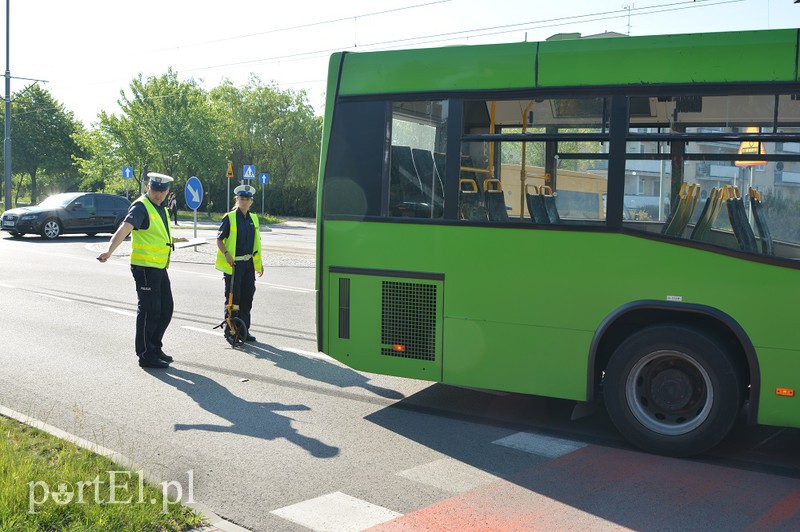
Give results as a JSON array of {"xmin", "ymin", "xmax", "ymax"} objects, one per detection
[{"xmin": 20, "ymin": 214, "xmax": 39, "ymax": 221}]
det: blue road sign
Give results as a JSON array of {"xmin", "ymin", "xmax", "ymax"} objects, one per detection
[
  {"xmin": 260, "ymin": 172, "xmax": 269, "ymax": 185},
  {"xmin": 122, "ymin": 166, "xmax": 134, "ymax": 179},
  {"xmin": 185, "ymin": 176, "xmax": 203, "ymax": 210},
  {"xmin": 243, "ymin": 165, "xmax": 256, "ymax": 180}
]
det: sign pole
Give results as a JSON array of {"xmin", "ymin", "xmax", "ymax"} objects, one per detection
[
  {"xmin": 226, "ymin": 160, "xmax": 234, "ymax": 212},
  {"xmin": 258, "ymin": 172, "xmax": 269, "ymax": 218}
]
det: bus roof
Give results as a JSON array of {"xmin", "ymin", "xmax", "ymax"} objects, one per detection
[{"xmin": 332, "ymin": 29, "xmax": 800, "ymax": 96}]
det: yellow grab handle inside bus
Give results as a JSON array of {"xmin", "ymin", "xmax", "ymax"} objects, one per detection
[
  {"xmin": 459, "ymin": 179, "xmax": 479, "ymax": 193},
  {"xmin": 483, "ymin": 178, "xmax": 502, "ymax": 192}
]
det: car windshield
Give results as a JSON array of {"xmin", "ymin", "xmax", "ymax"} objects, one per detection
[{"xmin": 37, "ymin": 194, "xmax": 78, "ymax": 209}]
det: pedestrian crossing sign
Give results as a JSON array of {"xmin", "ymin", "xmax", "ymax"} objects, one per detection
[{"xmin": 243, "ymin": 165, "xmax": 256, "ymax": 180}]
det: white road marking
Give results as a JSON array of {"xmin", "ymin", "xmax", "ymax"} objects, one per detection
[
  {"xmin": 397, "ymin": 458, "xmax": 500, "ymax": 494},
  {"xmin": 38, "ymin": 293, "xmax": 73, "ymax": 302},
  {"xmin": 271, "ymin": 491, "xmax": 401, "ymax": 532},
  {"xmin": 182, "ymin": 326, "xmax": 223, "ymax": 337},
  {"xmin": 277, "ymin": 347, "xmax": 333, "ymax": 361},
  {"xmin": 0, "ymin": 282, "xmax": 17, "ymax": 289},
  {"xmin": 102, "ymin": 307, "xmax": 137, "ymax": 317},
  {"xmin": 262, "ymin": 282, "xmax": 315, "ymax": 294},
  {"xmin": 492, "ymin": 432, "xmax": 586, "ymax": 458}
]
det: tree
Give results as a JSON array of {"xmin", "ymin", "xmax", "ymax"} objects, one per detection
[
  {"xmin": 97, "ymin": 69, "xmax": 227, "ymax": 205},
  {"xmin": 210, "ymin": 76, "xmax": 321, "ymax": 215},
  {"xmin": 2, "ymin": 85, "xmax": 84, "ymax": 203}
]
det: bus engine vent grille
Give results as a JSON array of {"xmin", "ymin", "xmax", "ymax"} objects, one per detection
[{"xmin": 381, "ymin": 281, "xmax": 436, "ymax": 361}]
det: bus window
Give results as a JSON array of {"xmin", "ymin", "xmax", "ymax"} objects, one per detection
[
  {"xmin": 458, "ymin": 96, "xmax": 610, "ymax": 224},
  {"xmin": 623, "ymin": 93, "xmax": 800, "ymax": 259},
  {"xmin": 389, "ymin": 101, "xmax": 447, "ymax": 218}
]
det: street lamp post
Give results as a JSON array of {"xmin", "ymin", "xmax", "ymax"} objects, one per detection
[{"xmin": 4, "ymin": 0, "xmax": 11, "ymax": 211}]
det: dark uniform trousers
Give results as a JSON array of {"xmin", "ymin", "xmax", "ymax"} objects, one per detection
[
  {"xmin": 223, "ymin": 259, "xmax": 256, "ymax": 330},
  {"xmin": 131, "ymin": 265, "xmax": 174, "ymax": 361}
]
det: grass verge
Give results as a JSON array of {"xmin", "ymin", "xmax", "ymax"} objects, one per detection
[{"xmin": 0, "ymin": 415, "xmax": 206, "ymax": 531}]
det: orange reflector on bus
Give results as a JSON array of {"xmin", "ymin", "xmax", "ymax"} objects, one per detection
[
  {"xmin": 776, "ymin": 388, "xmax": 795, "ymax": 397},
  {"xmin": 392, "ymin": 344, "xmax": 406, "ymax": 353}
]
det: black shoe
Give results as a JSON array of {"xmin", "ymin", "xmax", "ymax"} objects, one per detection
[
  {"xmin": 158, "ymin": 351, "xmax": 173, "ymax": 363},
  {"xmin": 246, "ymin": 335, "xmax": 256, "ymax": 342},
  {"xmin": 139, "ymin": 358, "xmax": 170, "ymax": 369}
]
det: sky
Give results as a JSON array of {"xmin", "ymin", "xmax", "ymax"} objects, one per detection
[{"xmin": 3, "ymin": 0, "xmax": 799, "ymax": 126}]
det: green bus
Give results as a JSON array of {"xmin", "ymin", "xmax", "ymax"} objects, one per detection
[{"xmin": 315, "ymin": 28, "xmax": 800, "ymax": 457}]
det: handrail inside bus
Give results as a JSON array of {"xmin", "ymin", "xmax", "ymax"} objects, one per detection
[{"xmin": 520, "ymin": 100, "xmax": 537, "ymax": 221}]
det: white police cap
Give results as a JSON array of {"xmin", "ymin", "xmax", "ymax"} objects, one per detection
[
  {"xmin": 234, "ymin": 184, "xmax": 256, "ymax": 197},
  {"xmin": 147, "ymin": 172, "xmax": 174, "ymax": 191}
]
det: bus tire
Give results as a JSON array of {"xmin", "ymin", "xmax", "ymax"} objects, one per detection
[{"xmin": 604, "ymin": 324, "xmax": 742, "ymax": 457}]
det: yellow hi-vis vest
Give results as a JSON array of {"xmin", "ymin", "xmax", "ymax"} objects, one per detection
[
  {"xmin": 130, "ymin": 195, "xmax": 172, "ymax": 269},
  {"xmin": 215, "ymin": 209, "xmax": 263, "ymax": 275}
]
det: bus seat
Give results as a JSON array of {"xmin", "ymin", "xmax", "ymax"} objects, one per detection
[
  {"xmin": 525, "ymin": 185, "xmax": 549, "ymax": 224},
  {"xmin": 748, "ymin": 187, "xmax": 774, "ymax": 256},
  {"xmin": 458, "ymin": 179, "xmax": 487, "ymax": 221},
  {"xmin": 662, "ymin": 183, "xmax": 700, "ymax": 237},
  {"xmin": 460, "ymin": 155, "xmax": 486, "ymax": 200},
  {"xmin": 390, "ymin": 145, "xmax": 430, "ymax": 217},
  {"xmin": 483, "ymin": 179, "xmax": 508, "ymax": 221},
  {"xmin": 540, "ymin": 186, "xmax": 561, "ymax": 224},
  {"xmin": 690, "ymin": 187, "xmax": 723, "ymax": 242},
  {"xmin": 725, "ymin": 186, "xmax": 758, "ymax": 253},
  {"xmin": 411, "ymin": 148, "xmax": 444, "ymax": 217}
]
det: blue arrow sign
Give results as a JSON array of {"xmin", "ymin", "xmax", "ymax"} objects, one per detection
[
  {"xmin": 243, "ymin": 165, "xmax": 256, "ymax": 180},
  {"xmin": 260, "ymin": 172, "xmax": 269, "ymax": 185},
  {"xmin": 122, "ymin": 166, "xmax": 134, "ymax": 179},
  {"xmin": 185, "ymin": 176, "xmax": 203, "ymax": 210}
]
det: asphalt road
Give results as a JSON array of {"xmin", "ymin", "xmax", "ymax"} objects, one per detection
[{"xmin": 1, "ymin": 221, "xmax": 799, "ymax": 531}]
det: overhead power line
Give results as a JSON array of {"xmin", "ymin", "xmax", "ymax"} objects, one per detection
[{"xmin": 179, "ymin": 0, "xmax": 743, "ymax": 75}]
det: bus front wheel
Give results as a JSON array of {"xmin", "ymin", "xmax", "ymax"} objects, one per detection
[{"xmin": 604, "ymin": 324, "xmax": 742, "ymax": 457}]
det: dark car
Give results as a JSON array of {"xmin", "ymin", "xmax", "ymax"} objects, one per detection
[{"xmin": 1, "ymin": 192, "xmax": 131, "ymax": 239}]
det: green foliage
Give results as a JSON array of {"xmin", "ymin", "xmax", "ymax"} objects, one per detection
[
  {"xmin": 1, "ymin": 85, "xmax": 85, "ymax": 204},
  {"xmin": 761, "ymin": 189, "xmax": 800, "ymax": 243},
  {"xmin": 209, "ymin": 76, "xmax": 321, "ymax": 216},
  {"xmin": 0, "ymin": 415, "xmax": 205, "ymax": 531},
  {"xmin": 2, "ymin": 71, "xmax": 322, "ymax": 215}
]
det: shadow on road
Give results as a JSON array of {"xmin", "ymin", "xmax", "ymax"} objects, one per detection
[
  {"xmin": 151, "ymin": 366, "xmax": 339, "ymax": 458},
  {"xmin": 240, "ymin": 342, "xmax": 405, "ymax": 400}
]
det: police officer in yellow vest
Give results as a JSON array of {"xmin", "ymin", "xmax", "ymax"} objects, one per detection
[
  {"xmin": 215, "ymin": 184, "xmax": 263, "ymax": 342},
  {"xmin": 98, "ymin": 172, "xmax": 187, "ymax": 368}
]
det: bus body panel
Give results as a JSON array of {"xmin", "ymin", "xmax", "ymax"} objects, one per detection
[
  {"xmin": 338, "ymin": 42, "xmax": 537, "ymax": 96},
  {"xmin": 758, "ymin": 347, "xmax": 800, "ymax": 426},
  {"xmin": 538, "ymin": 30, "xmax": 799, "ymax": 87},
  {"xmin": 442, "ymin": 317, "xmax": 591, "ymax": 401},
  {"xmin": 321, "ymin": 220, "xmax": 800, "ymax": 426},
  {"xmin": 335, "ymin": 29, "xmax": 799, "ymax": 97}
]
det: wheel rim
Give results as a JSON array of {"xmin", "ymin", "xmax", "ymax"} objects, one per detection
[
  {"xmin": 44, "ymin": 220, "xmax": 60, "ymax": 238},
  {"xmin": 625, "ymin": 350, "xmax": 713, "ymax": 436}
]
